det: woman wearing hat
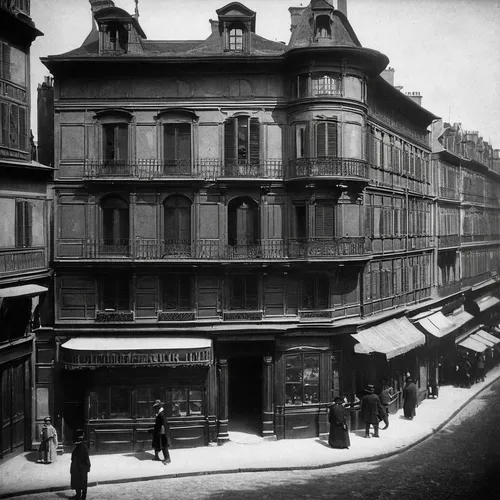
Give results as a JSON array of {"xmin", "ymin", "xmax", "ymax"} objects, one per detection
[
  {"xmin": 37, "ymin": 416, "xmax": 58, "ymax": 464},
  {"xmin": 328, "ymin": 397, "xmax": 350, "ymax": 449},
  {"xmin": 151, "ymin": 399, "xmax": 171, "ymax": 464},
  {"xmin": 70, "ymin": 430, "xmax": 91, "ymax": 500}
]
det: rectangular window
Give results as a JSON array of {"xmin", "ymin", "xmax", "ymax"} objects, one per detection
[
  {"xmin": 103, "ymin": 124, "xmax": 128, "ymax": 161},
  {"xmin": 164, "ymin": 123, "xmax": 191, "ymax": 165},
  {"xmin": 224, "ymin": 116, "xmax": 260, "ymax": 163},
  {"xmin": 168, "ymin": 387, "xmax": 203, "ymax": 417},
  {"xmin": 229, "ymin": 28, "xmax": 243, "ymax": 51},
  {"xmin": 15, "ymin": 200, "xmax": 32, "ymax": 248},
  {"xmin": 0, "ymin": 42, "xmax": 11, "ymax": 81},
  {"xmin": 230, "ymin": 274, "xmax": 258, "ymax": 310},
  {"xmin": 331, "ymin": 350, "xmax": 342, "ymax": 400},
  {"xmin": 110, "ymin": 387, "xmax": 131, "ymax": 418},
  {"xmin": 285, "ymin": 353, "xmax": 320, "ymax": 406},
  {"xmin": 102, "ymin": 276, "xmax": 130, "ymax": 311},
  {"xmin": 314, "ymin": 202, "xmax": 334, "ymax": 238},
  {"xmin": 295, "ymin": 124, "xmax": 307, "ymax": 158},
  {"xmin": 316, "ymin": 121, "xmax": 338, "ymax": 157},
  {"xmin": 302, "ymin": 274, "xmax": 329, "ymax": 309},
  {"xmin": 292, "ymin": 204, "xmax": 307, "ymax": 239},
  {"xmin": 163, "ymin": 276, "xmax": 192, "ymax": 310}
]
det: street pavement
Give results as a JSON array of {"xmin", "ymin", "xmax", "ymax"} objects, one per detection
[{"xmin": 1, "ymin": 365, "xmax": 499, "ymax": 499}]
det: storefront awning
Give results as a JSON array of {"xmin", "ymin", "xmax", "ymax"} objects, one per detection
[
  {"xmin": 448, "ymin": 310, "xmax": 474, "ymax": 327},
  {"xmin": 60, "ymin": 337, "xmax": 212, "ymax": 369},
  {"xmin": 0, "ymin": 284, "xmax": 48, "ymax": 298},
  {"xmin": 416, "ymin": 311, "xmax": 456, "ymax": 339},
  {"xmin": 474, "ymin": 295, "xmax": 500, "ymax": 313},
  {"xmin": 351, "ymin": 317, "xmax": 426, "ymax": 360},
  {"xmin": 458, "ymin": 336, "xmax": 488, "ymax": 353},
  {"xmin": 474, "ymin": 329, "xmax": 500, "ymax": 346}
]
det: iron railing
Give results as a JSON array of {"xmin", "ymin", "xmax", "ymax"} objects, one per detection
[{"xmin": 287, "ymin": 157, "xmax": 368, "ymax": 179}]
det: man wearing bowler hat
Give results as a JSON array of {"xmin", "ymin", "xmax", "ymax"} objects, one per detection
[
  {"xmin": 151, "ymin": 399, "xmax": 171, "ymax": 464},
  {"xmin": 361, "ymin": 384, "xmax": 387, "ymax": 438}
]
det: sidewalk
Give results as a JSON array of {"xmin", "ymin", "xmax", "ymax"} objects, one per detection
[{"xmin": 1, "ymin": 365, "xmax": 499, "ymax": 499}]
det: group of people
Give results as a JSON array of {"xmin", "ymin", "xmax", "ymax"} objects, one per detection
[
  {"xmin": 327, "ymin": 376, "xmax": 419, "ymax": 449},
  {"xmin": 457, "ymin": 352, "xmax": 487, "ymax": 388}
]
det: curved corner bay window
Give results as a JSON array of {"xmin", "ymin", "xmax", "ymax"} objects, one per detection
[
  {"xmin": 285, "ymin": 353, "xmax": 320, "ymax": 406},
  {"xmin": 297, "ymin": 74, "xmax": 340, "ymax": 98}
]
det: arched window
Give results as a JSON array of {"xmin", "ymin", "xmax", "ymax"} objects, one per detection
[
  {"xmin": 164, "ymin": 195, "xmax": 192, "ymax": 255},
  {"xmin": 228, "ymin": 197, "xmax": 259, "ymax": 247},
  {"xmin": 101, "ymin": 195, "xmax": 129, "ymax": 254}
]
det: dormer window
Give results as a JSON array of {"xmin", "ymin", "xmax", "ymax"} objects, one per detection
[
  {"xmin": 216, "ymin": 3, "xmax": 256, "ymax": 54},
  {"xmin": 229, "ymin": 26, "xmax": 244, "ymax": 51},
  {"xmin": 104, "ymin": 22, "xmax": 128, "ymax": 54},
  {"xmin": 315, "ymin": 15, "xmax": 331, "ymax": 38}
]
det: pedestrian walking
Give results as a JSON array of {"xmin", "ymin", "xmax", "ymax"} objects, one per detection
[
  {"xmin": 70, "ymin": 429, "xmax": 91, "ymax": 500},
  {"xmin": 361, "ymin": 384, "xmax": 387, "ymax": 438},
  {"xmin": 151, "ymin": 399, "xmax": 171, "ymax": 464},
  {"xmin": 378, "ymin": 384, "xmax": 393, "ymax": 424},
  {"xmin": 328, "ymin": 396, "xmax": 350, "ymax": 449},
  {"xmin": 37, "ymin": 416, "xmax": 57, "ymax": 464},
  {"xmin": 476, "ymin": 352, "xmax": 486, "ymax": 382},
  {"xmin": 403, "ymin": 376, "xmax": 418, "ymax": 419}
]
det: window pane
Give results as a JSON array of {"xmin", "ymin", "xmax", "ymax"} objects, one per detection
[
  {"xmin": 110, "ymin": 387, "xmax": 130, "ymax": 418},
  {"xmin": 237, "ymin": 117, "xmax": 248, "ymax": 159},
  {"xmin": 95, "ymin": 387, "xmax": 109, "ymax": 420}
]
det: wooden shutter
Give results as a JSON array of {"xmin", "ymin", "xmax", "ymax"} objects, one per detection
[
  {"xmin": 25, "ymin": 201, "xmax": 32, "ymax": 247},
  {"xmin": 18, "ymin": 107, "xmax": 27, "ymax": 152},
  {"xmin": 249, "ymin": 118, "xmax": 260, "ymax": 163},
  {"xmin": 9, "ymin": 104, "xmax": 18, "ymax": 148},
  {"xmin": 1, "ymin": 43, "xmax": 10, "ymax": 80},
  {"xmin": 103, "ymin": 125, "xmax": 115, "ymax": 159},
  {"xmin": 316, "ymin": 122, "xmax": 326, "ymax": 156},
  {"xmin": 164, "ymin": 124, "xmax": 176, "ymax": 161},
  {"xmin": 224, "ymin": 118, "xmax": 236, "ymax": 162},
  {"xmin": 116, "ymin": 125, "xmax": 128, "ymax": 161},
  {"xmin": 15, "ymin": 200, "xmax": 26, "ymax": 247},
  {"xmin": 0, "ymin": 102, "xmax": 8, "ymax": 145},
  {"xmin": 315, "ymin": 202, "xmax": 334, "ymax": 238},
  {"xmin": 327, "ymin": 122, "xmax": 337, "ymax": 157},
  {"xmin": 178, "ymin": 204, "xmax": 191, "ymax": 242},
  {"xmin": 177, "ymin": 123, "xmax": 191, "ymax": 162}
]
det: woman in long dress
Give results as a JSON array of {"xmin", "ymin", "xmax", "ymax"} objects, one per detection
[
  {"xmin": 37, "ymin": 416, "xmax": 57, "ymax": 464},
  {"xmin": 328, "ymin": 397, "xmax": 350, "ymax": 449}
]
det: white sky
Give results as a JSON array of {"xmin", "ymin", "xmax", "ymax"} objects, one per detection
[{"xmin": 30, "ymin": 0, "xmax": 500, "ymax": 148}]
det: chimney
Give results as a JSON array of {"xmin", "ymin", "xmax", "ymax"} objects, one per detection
[
  {"xmin": 289, "ymin": 7, "xmax": 306, "ymax": 32},
  {"xmin": 209, "ymin": 19, "xmax": 219, "ymax": 35},
  {"xmin": 381, "ymin": 67, "xmax": 395, "ymax": 86},
  {"xmin": 405, "ymin": 91, "xmax": 422, "ymax": 106},
  {"xmin": 337, "ymin": 0, "xmax": 348, "ymax": 17}
]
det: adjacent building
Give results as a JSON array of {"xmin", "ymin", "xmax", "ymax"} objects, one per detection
[
  {"xmin": 39, "ymin": 0, "xmax": 500, "ymax": 453},
  {"xmin": 0, "ymin": 0, "xmax": 51, "ymax": 459}
]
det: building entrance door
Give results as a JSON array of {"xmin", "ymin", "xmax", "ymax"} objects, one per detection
[{"xmin": 228, "ymin": 356, "xmax": 262, "ymax": 436}]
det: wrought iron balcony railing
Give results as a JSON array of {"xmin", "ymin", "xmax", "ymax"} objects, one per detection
[
  {"xmin": 287, "ymin": 237, "xmax": 371, "ymax": 258},
  {"xmin": 0, "ymin": 247, "xmax": 47, "ymax": 275},
  {"xmin": 83, "ymin": 159, "xmax": 282, "ymax": 180},
  {"xmin": 287, "ymin": 157, "xmax": 368, "ymax": 180}
]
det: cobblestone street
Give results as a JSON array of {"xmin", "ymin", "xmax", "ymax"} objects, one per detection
[{"xmin": 12, "ymin": 379, "xmax": 500, "ymax": 500}]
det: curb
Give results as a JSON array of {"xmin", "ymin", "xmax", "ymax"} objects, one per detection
[{"xmin": 1, "ymin": 376, "xmax": 498, "ymax": 499}]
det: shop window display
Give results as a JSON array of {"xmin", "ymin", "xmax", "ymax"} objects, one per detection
[
  {"xmin": 168, "ymin": 388, "xmax": 203, "ymax": 417},
  {"xmin": 285, "ymin": 353, "xmax": 320, "ymax": 405}
]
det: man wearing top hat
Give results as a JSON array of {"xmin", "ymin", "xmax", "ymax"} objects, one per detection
[
  {"xmin": 151, "ymin": 399, "xmax": 171, "ymax": 464},
  {"xmin": 70, "ymin": 429, "xmax": 91, "ymax": 500},
  {"xmin": 361, "ymin": 384, "xmax": 387, "ymax": 438}
]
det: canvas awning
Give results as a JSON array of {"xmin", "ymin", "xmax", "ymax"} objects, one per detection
[
  {"xmin": 416, "ymin": 311, "xmax": 456, "ymax": 339},
  {"xmin": 474, "ymin": 295, "xmax": 500, "ymax": 313},
  {"xmin": 448, "ymin": 310, "xmax": 474, "ymax": 327},
  {"xmin": 60, "ymin": 337, "xmax": 212, "ymax": 369},
  {"xmin": 0, "ymin": 284, "xmax": 48, "ymax": 298},
  {"xmin": 458, "ymin": 336, "xmax": 488, "ymax": 353},
  {"xmin": 351, "ymin": 317, "xmax": 426, "ymax": 360},
  {"xmin": 476, "ymin": 330, "xmax": 500, "ymax": 345}
]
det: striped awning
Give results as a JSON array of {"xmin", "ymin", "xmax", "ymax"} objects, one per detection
[
  {"xmin": 474, "ymin": 296, "xmax": 500, "ymax": 313},
  {"xmin": 352, "ymin": 317, "xmax": 426, "ymax": 360}
]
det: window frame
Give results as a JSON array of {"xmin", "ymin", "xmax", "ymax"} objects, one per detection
[
  {"xmin": 15, "ymin": 199, "xmax": 32, "ymax": 248},
  {"xmin": 229, "ymin": 274, "xmax": 259, "ymax": 310},
  {"xmin": 302, "ymin": 274, "xmax": 329, "ymax": 310},
  {"xmin": 285, "ymin": 352, "xmax": 320, "ymax": 406},
  {"xmin": 100, "ymin": 274, "xmax": 130, "ymax": 312},
  {"xmin": 162, "ymin": 275, "xmax": 193, "ymax": 311}
]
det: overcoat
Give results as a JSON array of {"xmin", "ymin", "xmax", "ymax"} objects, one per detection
[
  {"xmin": 152, "ymin": 409, "xmax": 171, "ymax": 450},
  {"xmin": 361, "ymin": 392, "xmax": 386, "ymax": 424},
  {"xmin": 39, "ymin": 424, "xmax": 58, "ymax": 462},
  {"xmin": 403, "ymin": 381, "xmax": 418, "ymax": 418},
  {"xmin": 70, "ymin": 442, "xmax": 91, "ymax": 490},
  {"xmin": 328, "ymin": 403, "xmax": 350, "ymax": 449}
]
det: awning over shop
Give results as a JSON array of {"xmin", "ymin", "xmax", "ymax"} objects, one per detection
[
  {"xmin": 448, "ymin": 310, "xmax": 474, "ymax": 327},
  {"xmin": 60, "ymin": 337, "xmax": 212, "ymax": 369},
  {"xmin": 474, "ymin": 330, "xmax": 500, "ymax": 345},
  {"xmin": 0, "ymin": 284, "xmax": 48, "ymax": 298},
  {"xmin": 351, "ymin": 317, "xmax": 426, "ymax": 360},
  {"xmin": 458, "ymin": 336, "xmax": 488, "ymax": 353},
  {"xmin": 416, "ymin": 311, "xmax": 456, "ymax": 339},
  {"xmin": 474, "ymin": 295, "xmax": 500, "ymax": 313}
]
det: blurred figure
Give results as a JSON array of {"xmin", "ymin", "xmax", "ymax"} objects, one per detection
[
  {"xmin": 70, "ymin": 429, "xmax": 91, "ymax": 500},
  {"xmin": 37, "ymin": 416, "xmax": 57, "ymax": 464},
  {"xmin": 403, "ymin": 377, "xmax": 418, "ymax": 420}
]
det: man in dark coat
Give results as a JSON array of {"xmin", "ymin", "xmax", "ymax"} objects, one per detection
[
  {"xmin": 328, "ymin": 397, "xmax": 350, "ymax": 449},
  {"xmin": 70, "ymin": 430, "xmax": 91, "ymax": 500},
  {"xmin": 403, "ymin": 376, "xmax": 418, "ymax": 419},
  {"xmin": 152, "ymin": 399, "xmax": 171, "ymax": 464},
  {"xmin": 361, "ymin": 384, "xmax": 387, "ymax": 438}
]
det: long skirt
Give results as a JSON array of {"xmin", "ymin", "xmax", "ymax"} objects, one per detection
[
  {"xmin": 403, "ymin": 402, "xmax": 416, "ymax": 418},
  {"xmin": 328, "ymin": 424, "xmax": 350, "ymax": 449}
]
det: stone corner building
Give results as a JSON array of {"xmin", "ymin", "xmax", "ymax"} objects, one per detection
[{"xmin": 39, "ymin": 0, "xmax": 500, "ymax": 453}]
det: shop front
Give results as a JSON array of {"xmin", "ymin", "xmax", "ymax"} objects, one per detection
[{"xmin": 58, "ymin": 337, "xmax": 215, "ymax": 454}]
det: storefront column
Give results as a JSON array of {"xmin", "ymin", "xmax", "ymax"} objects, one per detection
[
  {"xmin": 207, "ymin": 361, "xmax": 218, "ymax": 444},
  {"xmin": 217, "ymin": 358, "xmax": 229, "ymax": 445},
  {"xmin": 262, "ymin": 356, "xmax": 276, "ymax": 441}
]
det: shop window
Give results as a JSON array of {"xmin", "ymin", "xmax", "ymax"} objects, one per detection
[
  {"xmin": 101, "ymin": 195, "xmax": 129, "ymax": 254},
  {"xmin": 103, "ymin": 124, "xmax": 128, "ymax": 164},
  {"xmin": 230, "ymin": 274, "xmax": 258, "ymax": 310},
  {"xmin": 110, "ymin": 387, "xmax": 131, "ymax": 418},
  {"xmin": 15, "ymin": 200, "xmax": 32, "ymax": 248},
  {"xmin": 224, "ymin": 116, "xmax": 260, "ymax": 164},
  {"xmin": 331, "ymin": 350, "xmax": 342, "ymax": 400},
  {"xmin": 168, "ymin": 388, "xmax": 203, "ymax": 417},
  {"xmin": 285, "ymin": 353, "xmax": 320, "ymax": 406},
  {"xmin": 162, "ymin": 275, "xmax": 192, "ymax": 310},
  {"xmin": 136, "ymin": 387, "xmax": 165, "ymax": 418},
  {"xmin": 164, "ymin": 195, "xmax": 191, "ymax": 247},
  {"xmin": 94, "ymin": 387, "xmax": 109, "ymax": 420},
  {"xmin": 312, "ymin": 75, "xmax": 339, "ymax": 96},
  {"xmin": 302, "ymin": 274, "xmax": 329, "ymax": 309},
  {"xmin": 101, "ymin": 275, "xmax": 130, "ymax": 311},
  {"xmin": 164, "ymin": 123, "xmax": 191, "ymax": 173},
  {"xmin": 316, "ymin": 121, "xmax": 338, "ymax": 156}
]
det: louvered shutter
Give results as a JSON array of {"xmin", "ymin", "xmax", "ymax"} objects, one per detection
[
  {"xmin": 25, "ymin": 201, "xmax": 32, "ymax": 247},
  {"xmin": 315, "ymin": 202, "xmax": 334, "ymax": 238},
  {"xmin": 15, "ymin": 200, "xmax": 25, "ymax": 247},
  {"xmin": 316, "ymin": 122, "xmax": 326, "ymax": 156},
  {"xmin": 249, "ymin": 118, "xmax": 260, "ymax": 163},
  {"xmin": 0, "ymin": 102, "xmax": 8, "ymax": 145},
  {"xmin": 327, "ymin": 122, "xmax": 337, "ymax": 156},
  {"xmin": 164, "ymin": 124, "xmax": 176, "ymax": 161},
  {"xmin": 177, "ymin": 204, "xmax": 191, "ymax": 243},
  {"xmin": 9, "ymin": 104, "xmax": 18, "ymax": 148},
  {"xmin": 116, "ymin": 125, "xmax": 128, "ymax": 161},
  {"xmin": 177, "ymin": 123, "xmax": 191, "ymax": 162},
  {"xmin": 19, "ymin": 106, "xmax": 27, "ymax": 152},
  {"xmin": 224, "ymin": 118, "xmax": 236, "ymax": 162},
  {"xmin": 104, "ymin": 125, "xmax": 115, "ymax": 160}
]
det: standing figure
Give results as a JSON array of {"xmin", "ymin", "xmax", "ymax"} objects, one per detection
[
  {"xmin": 476, "ymin": 352, "xmax": 486, "ymax": 382},
  {"xmin": 403, "ymin": 376, "xmax": 418, "ymax": 419},
  {"xmin": 328, "ymin": 396, "xmax": 350, "ymax": 449},
  {"xmin": 151, "ymin": 399, "xmax": 171, "ymax": 464},
  {"xmin": 378, "ymin": 384, "xmax": 393, "ymax": 423},
  {"xmin": 37, "ymin": 416, "xmax": 57, "ymax": 464},
  {"xmin": 361, "ymin": 384, "xmax": 386, "ymax": 438},
  {"xmin": 70, "ymin": 430, "xmax": 91, "ymax": 500}
]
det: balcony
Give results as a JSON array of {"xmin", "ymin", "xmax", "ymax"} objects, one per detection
[
  {"xmin": 439, "ymin": 187, "xmax": 460, "ymax": 201},
  {"xmin": 287, "ymin": 157, "xmax": 368, "ymax": 180},
  {"xmin": 83, "ymin": 159, "xmax": 282, "ymax": 180},
  {"xmin": 288, "ymin": 237, "xmax": 371, "ymax": 259},
  {"xmin": 438, "ymin": 235, "xmax": 460, "ymax": 248},
  {"xmin": 0, "ymin": 248, "xmax": 47, "ymax": 276}
]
